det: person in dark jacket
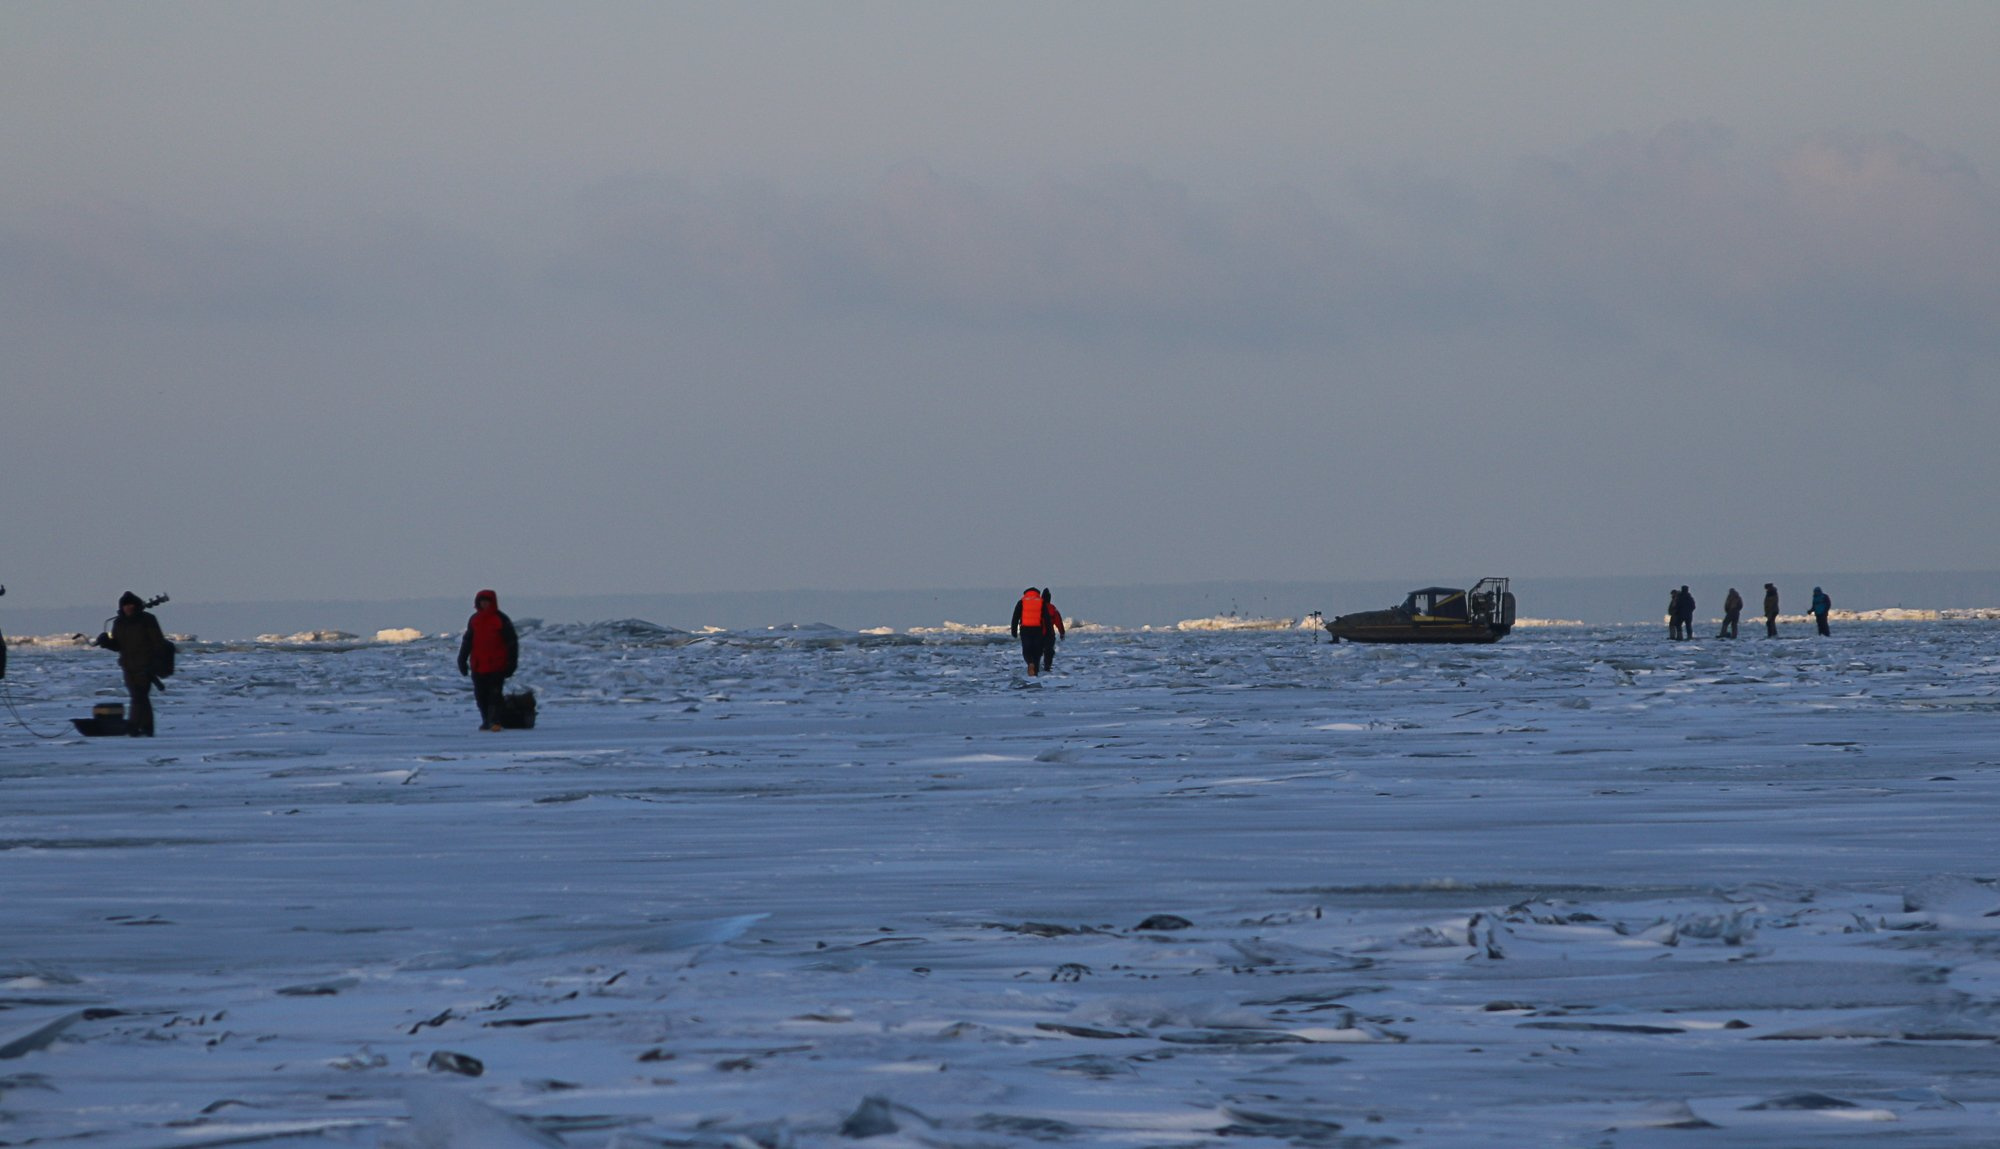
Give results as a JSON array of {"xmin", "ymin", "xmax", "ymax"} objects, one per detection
[
  {"xmin": 1038, "ymin": 588, "xmax": 1067, "ymax": 673},
  {"xmin": 1719, "ymin": 588, "xmax": 1743, "ymax": 639},
  {"xmin": 1666, "ymin": 589, "xmax": 1682, "ymax": 640},
  {"xmin": 1809, "ymin": 586, "xmax": 1832, "ymax": 636},
  {"xmin": 1010, "ymin": 588, "xmax": 1050, "ymax": 676},
  {"xmin": 1763, "ymin": 583, "xmax": 1781, "ymax": 637},
  {"xmin": 94, "ymin": 591, "xmax": 166, "ymax": 736},
  {"xmin": 1669, "ymin": 586, "xmax": 1695, "ymax": 640},
  {"xmin": 456, "ymin": 589, "xmax": 519, "ymax": 730}
]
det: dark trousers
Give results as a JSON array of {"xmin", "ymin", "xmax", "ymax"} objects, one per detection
[
  {"xmin": 1018, "ymin": 627, "xmax": 1045, "ymax": 668},
  {"xmin": 1815, "ymin": 614, "xmax": 1830, "ymax": 636},
  {"xmin": 472, "ymin": 672, "xmax": 508, "ymax": 726},
  {"xmin": 1720, "ymin": 611, "xmax": 1739, "ymax": 638},
  {"xmin": 123, "ymin": 669, "xmax": 155, "ymax": 735},
  {"xmin": 1766, "ymin": 615, "xmax": 1778, "ymax": 637}
]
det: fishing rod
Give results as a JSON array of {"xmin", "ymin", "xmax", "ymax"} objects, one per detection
[{"xmin": 0, "ymin": 681, "xmax": 64, "ymax": 739}]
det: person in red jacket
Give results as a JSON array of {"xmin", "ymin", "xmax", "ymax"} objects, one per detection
[
  {"xmin": 456, "ymin": 589, "xmax": 519, "ymax": 731},
  {"xmin": 1010, "ymin": 587, "xmax": 1049, "ymax": 676},
  {"xmin": 1039, "ymin": 587, "xmax": 1066, "ymax": 673}
]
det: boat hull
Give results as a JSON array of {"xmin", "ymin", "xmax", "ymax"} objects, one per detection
[{"xmin": 1325, "ymin": 613, "xmax": 1511, "ymax": 644}]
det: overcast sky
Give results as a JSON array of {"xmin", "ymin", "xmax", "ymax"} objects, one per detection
[{"xmin": 4, "ymin": 2, "xmax": 1998, "ymax": 607}]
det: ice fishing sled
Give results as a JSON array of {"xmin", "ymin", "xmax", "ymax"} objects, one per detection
[
  {"xmin": 72, "ymin": 703, "xmax": 129, "ymax": 736},
  {"xmin": 1325, "ymin": 578, "xmax": 1516, "ymax": 644}
]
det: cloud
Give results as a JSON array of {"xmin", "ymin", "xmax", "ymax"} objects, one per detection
[
  {"xmin": 8, "ymin": 125, "xmax": 1996, "ymax": 376},
  {"xmin": 1497, "ymin": 124, "xmax": 2000, "ymax": 371},
  {"xmin": 0, "ymin": 199, "xmax": 514, "ymax": 326},
  {"xmin": 546, "ymin": 125, "xmax": 1999, "ymax": 375},
  {"xmin": 549, "ymin": 163, "xmax": 1434, "ymax": 343}
]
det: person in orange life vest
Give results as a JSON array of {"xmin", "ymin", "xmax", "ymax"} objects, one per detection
[
  {"xmin": 1010, "ymin": 587, "xmax": 1052, "ymax": 676},
  {"xmin": 1039, "ymin": 588, "xmax": 1066, "ymax": 673},
  {"xmin": 456, "ymin": 589, "xmax": 519, "ymax": 731}
]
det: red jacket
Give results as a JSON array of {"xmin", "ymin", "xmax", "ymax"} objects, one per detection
[{"xmin": 457, "ymin": 590, "xmax": 519, "ymax": 677}]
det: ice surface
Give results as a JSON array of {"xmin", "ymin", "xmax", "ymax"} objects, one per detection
[{"xmin": 3, "ymin": 624, "xmax": 2000, "ymax": 1145}]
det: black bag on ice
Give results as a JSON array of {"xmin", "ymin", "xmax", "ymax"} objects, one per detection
[{"xmin": 499, "ymin": 690, "xmax": 536, "ymax": 729}]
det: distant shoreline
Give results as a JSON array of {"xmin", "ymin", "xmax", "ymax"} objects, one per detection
[
  {"xmin": 5, "ymin": 572, "xmax": 2000, "ymax": 640},
  {"xmin": 7, "ymin": 610, "xmax": 1998, "ymax": 650}
]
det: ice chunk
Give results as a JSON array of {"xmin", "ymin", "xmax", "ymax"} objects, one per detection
[
  {"xmin": 400, "ymin": 1082, "xmax": 561, "ymax": 1148},
  {"xmin": 402, "ymin": 913, "xmax": 767, "ymax": 970},
  {"xmin": 1173, "ymin": 615, "xmax": 1297, "ymax": 631},
  {"xmin": 839, "ymin": 1095, "xmax": 899, "ymax": 1138},
  {"xmin": 0, "ymin": 1012, "xmax": 80, "ymax": 1060},
  {"xmin": 1613, "ymin": 1100, "xmax": 1717, "ymax": 1129}
]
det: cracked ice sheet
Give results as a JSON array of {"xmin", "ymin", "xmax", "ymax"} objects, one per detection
[{"xmin": 2, "ymin": 624, "xmax": 2000, "ymax": 1145}]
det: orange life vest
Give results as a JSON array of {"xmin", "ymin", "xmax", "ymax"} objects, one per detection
[{"xmin": 1019, "ymin": 591, "xmax": 1043, "ymax": 627}]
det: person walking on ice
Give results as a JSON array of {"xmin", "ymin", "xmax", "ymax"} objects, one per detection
[
  {"xmin": 1809, "ymin": 586, "xmax": 1833, "ymax": 636},
  {"xmin": 1719, "ymin": 587, "xmax": 1743, "ymax": 639},
  {"xmin": 1038, "ymin": 588, "xmax": 1066, "ymax": 673},
  {"xmin": 457, "ymin": 589, "xmax": 519, "ymax": 730},
  {"xmin": 1763, "ymin": 583, "xmax": 1781, "ymax": 637},
  {"xmin": 1011, "ymin": 587, "xmax": 1052, "ymax": 677},
  {"xmin": 94, "ymin": 591, "xmax": 167, "ymax": 736}
]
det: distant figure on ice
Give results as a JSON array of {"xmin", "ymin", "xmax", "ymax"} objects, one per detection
[
  {"xmin": 1011, "ymin": 587, "xmax": 1051, "ymax": 676},
  {"xmin": 1666, "ymin": 588, "xmax": 1682, "ymax": 639},
  {"xmin": 1763, "ymin": 583, "xmax": 1781, "ymax": 637},
  {"xmin": 0, "ymin": 585, "xmax": 8, "ymax": 681},
  {"xmin": 1669, "ymin": 586, "xmax": 1695, "ymax": 640},
  {"xmin": 1719, "ymin": 587, "xmax": 1743, "ymax": 639},
  {"xmin": 1809, "ymin": 586, "xmax": 1832, "ymax": 636},
  {"xmin": 456, "ymin": 589, "xmax": 519, "ymax": 730},
  {"xmin": 1039, "ymin": 588, "xmax": 1067, "ymax": 673},
  {"xmin": 94, "ymin": 591, "xmax": 167, "ymax": 736}
]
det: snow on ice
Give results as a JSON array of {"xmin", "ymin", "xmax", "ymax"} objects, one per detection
[{"xmin": 3, "ymin": 622, "xmax": 2000, "ymax": 1145}]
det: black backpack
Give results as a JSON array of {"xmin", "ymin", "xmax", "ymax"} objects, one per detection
[{"xmin": 153, "ymin": 635, "xmax": 177, "ymax": 679}]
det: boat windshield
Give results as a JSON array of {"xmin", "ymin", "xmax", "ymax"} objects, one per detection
[{"xmin": 1400, "ymin": 589, "xmax": 1469, "ymax": 618}]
